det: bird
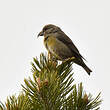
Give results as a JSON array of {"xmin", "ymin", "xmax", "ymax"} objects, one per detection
[{"xmin": 37, "ymin": 24, "xmax": 92, "ymax": 75}]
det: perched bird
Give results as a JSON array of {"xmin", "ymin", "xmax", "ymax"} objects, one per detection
[{"xmin": 38, "ymin": 24, "xmax": 92, "ymax": 75}]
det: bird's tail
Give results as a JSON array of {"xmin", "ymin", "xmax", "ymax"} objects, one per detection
[
  {"xmin": 82, "ymin": 63, "xmax": 92, "ymax": 75},
  {"xmin": 67, "ymin": 57, "xmax": 92, "ymax": 75}
]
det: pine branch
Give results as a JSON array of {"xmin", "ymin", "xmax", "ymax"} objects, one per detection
[
  {"xmin": 22, "ymin": 53, "xmax": 74, "ymax": 110},
  {"xmin": 0, "ymin": 93, "xmax": 33, "ymax": 110},
  {"xmin": 22, "ymin": 53, "xmax": 102, "ymax": 110},
  {"xmin": 63, "ymin": 83, "xmax": 102, "ymax": 110},
  {"xmin": 0, "ymin": 53, "xmax": 102, "ymax": 110}
]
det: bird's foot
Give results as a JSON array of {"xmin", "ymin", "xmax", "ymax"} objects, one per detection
[{"xmin": 63, "ymin": 57, "xmax": 75, "ymax": 63}]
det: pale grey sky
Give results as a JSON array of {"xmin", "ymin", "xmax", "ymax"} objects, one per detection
[{"xmin": 0, "ymin": 0, "xmax": 110, "ymax": 109}]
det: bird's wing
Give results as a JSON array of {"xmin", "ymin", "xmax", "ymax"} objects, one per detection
[{"xmin": 56, "ymin": 31, "xmax": 86, "ymax": 60}]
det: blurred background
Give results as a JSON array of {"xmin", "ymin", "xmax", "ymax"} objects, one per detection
[{"xmin": 0, "ymin": 0, "xmax": 109, "ymax": 109}]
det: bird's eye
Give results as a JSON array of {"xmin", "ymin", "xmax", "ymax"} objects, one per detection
[
  {"xmin": 43, "ymin": 27, "xmax": 49, "ymax": 32},
  {"xmin": 43, "ymin": 28, "xmax": 45, "ymax": 31}
]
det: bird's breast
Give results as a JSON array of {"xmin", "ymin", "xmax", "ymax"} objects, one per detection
[
  {"xmin": 44, "ymin": 36, "xmax": 73, "ymax": 60},
  {"xmin": 44, "ymin": 36, "xmax": 57, "ymax": 51}
]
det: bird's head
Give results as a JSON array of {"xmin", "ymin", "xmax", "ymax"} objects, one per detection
[{"xmin": 37, "ymin": 24, "xmax": 61, "ymax": 37}]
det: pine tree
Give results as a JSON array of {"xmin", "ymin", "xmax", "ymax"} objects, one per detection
[{"xmin": 0, "ymin": 53, "xmax": 102, "ymax": 110}]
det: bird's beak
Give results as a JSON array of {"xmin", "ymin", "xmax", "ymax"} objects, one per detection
[{"xmin": 37, "ymin": 31, "xmax": 44, "ymax": 37}]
